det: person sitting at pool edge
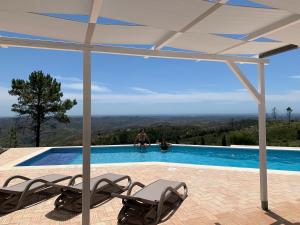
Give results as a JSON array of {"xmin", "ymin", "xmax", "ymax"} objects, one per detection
[
  {"xmin": 134, "ymin": 129, "xmax": 150, "ymax": 148},
  {"xmin": 159, "ymin": 138, "xmax": 170, "ymax": 152}
]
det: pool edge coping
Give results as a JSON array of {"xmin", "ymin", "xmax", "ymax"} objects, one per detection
[
  {"xmin": 12, "ymin": 144, "xmax": 300, "ymax": 166},
  {"xmin": 3, "ymin": 161, "xmax": 300, "ymax": 175},
  {"xmin": 2, "ymin": 144, "xmax": 300, "ymax": 175}
]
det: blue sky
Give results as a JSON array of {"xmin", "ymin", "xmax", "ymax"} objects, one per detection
[
  {"xmin": 1, "ymin": 47, "xmax": 300, "ymax": 116},
  {"xmin": 1, "ymin": 0, "xmax": 300, "ymax": 116}
]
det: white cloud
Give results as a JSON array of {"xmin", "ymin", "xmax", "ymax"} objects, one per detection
[
  {"xmin": 64, "ymin": 82, "xmax": 111, "ymax": 93},
  {"xmin": 62, "ymin": 89, "xmax": 300, "ymax": 105},
  {"xmin": 64, "ymin": 90, "xmax": 252, "ymax": 104},
  {"xmin": 2, "ymin": 83, "xmax": 300, "ymax": 116},
  {"xmin": 55, "ymin": 75, "xmax": 111, "ymax": 93},
  {"xmin": 131, "ymin": 87, "xmax": 158, "ymax": 94},
  {"xmin": 289, "ymin": 75, "xmax": 300, "ymax": 79},
  {"xmin": 0, "ymin": 86, "xmax": 16, "ymax": 116},
  {"xmin": 54, "ymin": 75, "xmax": 82, "ymax": 82},
  {"xmin": 0, "ymin": 86, "xmax": 14, "ymax": 102},
  {"xmin": 236, "ymin": 88, "xmax": 247, "ymax": 92},
  {"xmin": 267, "ymin": 90, "xmax": 300, "ymax": 102}
]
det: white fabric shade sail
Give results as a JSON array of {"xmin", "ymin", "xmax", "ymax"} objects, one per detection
[
  {"xmin": 168, "ymin": 33, "xmax": 243, "ymax": 54},
  {"xmin": 266, "ymin": 23, "xmax": 300, "ymax": 46},
  {"xmin": 92, "ymin": 25, "xmax": 169, "ymax": 45},
  {"xmin": 0, "ymin": 0, "xmax": 93, "ymax": 14},
  {"xmin": 222, "ymin": 41, "xmax": 288, "ymax": 55},
  {"xmin": 0, "ymin": 11, "xmax": 87, "ymax": 42},
  {"xmin": 186, "ymin": 5, "xmax": 290, "ymax": 34},
  {"xmin": 2, "ymin": 1, "xmax": 298, "ymax": 224},
  {"xmin": 252, "ymin": 0, "xmax": 300, "ymax": 15},
  {"xmin": 0, "ymin": 0, "xmax": 299, "ymax": 57}
]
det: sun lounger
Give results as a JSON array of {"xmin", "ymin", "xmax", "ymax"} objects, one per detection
[
  {"xmin": 54, "ymin": 173, "xmax": 132, "ymax": 212},
  {"xmin": 0, "ymin": 147, "xmax": 7, "ymax": 155},
  {"xmin": 0, "ymin": 174, "xmax": 72, "ymax": 213},
  {"xmin": 115, "ymin": 179, "xmax": 188, "ymax": 225}
]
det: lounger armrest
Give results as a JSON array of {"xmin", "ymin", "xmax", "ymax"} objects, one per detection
[
  {"xmin": 24, "ymin": 178, "xmax": 52, "ymax": 190},
  {"xmin": 122, "ymin": 175, "xmax": 132, "ymax": 190},
  {"xmin": 127, "ymin": 181, "xmax": 145, "ymax": 195},
  {"xmin": 157, "ymin": 182, "xmax": 188, "ymax": 223},
  {"xmin": 180, "ymin": 182, "xmax": 188, "ymax": 200},
  {"xmin": 111, "ymin": 193, "xmax": 156, "ymax": 205},
  {"xmin": 68, "ymin": 174, "xmax": 83, "ymax": 186},
  {"xmin": 92, "ymin": 176, "xmax": 131, "ymax": 194},
  {"xmin": 3, "ymin": 175, "xmax": 31, "ymax": 187},
  {"xmin": 92, "ymin": 178, "xmax": 119, "ymax": 193},
  {"xmin": 159, "ymin": 182, "xmax": 188, "ymax": 203},
  {"xmin": 16, "ymin": 178, "xmax": 53, "ymax": 209}
]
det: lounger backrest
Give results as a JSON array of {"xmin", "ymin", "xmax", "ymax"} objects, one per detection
[
  {"xmin": 72, "ymin": 173, "xmax": 127, "ymax": 191},
  {"xmin": 1, "ymin": 174, "xmax": 70, "ymax": 194},
  {"xmin": 133, "ymin": 179, "xmax": 182, "ymax": 202}
]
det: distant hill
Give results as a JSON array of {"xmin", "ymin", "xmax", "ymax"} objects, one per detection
[{"xmin": 0, "ymin": 115, "xmax": 300, "ymax": 147}]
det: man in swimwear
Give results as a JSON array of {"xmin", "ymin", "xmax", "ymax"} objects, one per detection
[
  {"xmin": 134, "ymin": 129, "xmax": 150, "ymax": 148},
  {"xmin": 159, "ymin": 138, "xmax": 170, "ymax": 152}
]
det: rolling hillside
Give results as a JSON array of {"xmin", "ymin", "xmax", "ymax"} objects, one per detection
[{"xmin": 0, "ymin": 115, "xmax": 300, "ymax": 147}]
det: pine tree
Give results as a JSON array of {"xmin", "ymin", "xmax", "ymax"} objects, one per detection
[{"xmin": 9, "ymin": 71, "xmax": 77, "ymax": 147}]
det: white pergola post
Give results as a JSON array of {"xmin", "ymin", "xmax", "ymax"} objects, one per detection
[
  {"xmin": 227, "ymin": 61, "xmax": 268, "ymax": 211},
  {"xmin": 258, "ymin": 62, "xmax": 268, "ymax": 211},
  {"xmin": 82, "ymin": 49, "xmax": 92, "ymax": 225},
  {"xmin": 82, "ymin": 1, "xmax": 103, "ymax": 224}
]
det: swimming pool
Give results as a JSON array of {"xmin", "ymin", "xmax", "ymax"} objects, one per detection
[{"xmin": 17, "ymin": 145, "xmax": 300, "ymax": 171}]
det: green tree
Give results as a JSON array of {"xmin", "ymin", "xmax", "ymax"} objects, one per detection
[
  {"xmin": 221, "ymin": 135, "xmax": 227, "ymax": 146},
  {"xmin": 8, "ymin": 127, "xmax": 17, "ymax": 147},
  {"xmin": 297, "ymin": 130, "xmax": 300, "ymax": 140},
  {"xmin": 286, "ymin": 107, "xmax": 293, "ymax": 126},
  {"xmin": 8, "ymin": 71, "xmax": 77, "ymax": 147},
  {"xmin": 119, "ymin": 131, "xmax": 129, "ymax": 144},
  {"xmin": 201, "ymin": 137, "xmax": 205, "ymax": 145},
  {"xmin": 272, "ymin": 107, "xmax": 277, "ymax": 120},
  {"xmin": 229, "ymin": 133, "xmax": 256, "ymax": 145}
]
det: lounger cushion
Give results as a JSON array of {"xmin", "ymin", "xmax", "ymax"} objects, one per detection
[
  {"xmin": 133, "ymin": 179, "xmax": 182, "ymax": 202},
  {"xmin": 0, "ymin": 174, "xmax": 70, "ymax": 194},
  {"xmin": 117, "ymin": 179, "xmax": 187, "ymax": 225},
  {"xmin": 70, "ymin": 173, "xmax": 127, "ymax": 191}
]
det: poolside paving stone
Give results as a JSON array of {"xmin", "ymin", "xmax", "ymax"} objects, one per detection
[{"xmin": 0, "ymin": 148, "xmax": 300, "ymax": 224}]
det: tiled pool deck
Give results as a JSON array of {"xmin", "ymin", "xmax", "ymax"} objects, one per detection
[{"xmin": 1, "ymin": 147, "xmax": 300, "ymax": 225}]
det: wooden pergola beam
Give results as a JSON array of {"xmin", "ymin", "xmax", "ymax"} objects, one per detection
[{"xmin": 0, "ymin": 36, "xmax": 268, "ymax": 64}]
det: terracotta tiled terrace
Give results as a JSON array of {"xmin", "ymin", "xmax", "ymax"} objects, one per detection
[{"xmin": 0, "ymin": 148, "xmax": 300, "ymax": 225}]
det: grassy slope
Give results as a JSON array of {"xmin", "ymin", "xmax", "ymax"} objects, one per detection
[
  {"xmin": 94, "ymin": 120, "xmax": 300, "ymax": 147},
  {"xmin": 1, "ymin": 116, "xmax": 300, "ymax": 147}
]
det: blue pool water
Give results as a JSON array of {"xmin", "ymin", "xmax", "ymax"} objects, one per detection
[{"xmin": 17, "ymin": 145, "xmax": 300, "ymax": 171}]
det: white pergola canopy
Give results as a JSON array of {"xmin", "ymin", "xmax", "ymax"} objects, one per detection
[
  {"xmin": 0, "ymin": 0, "xmax": 300, "ymax": 56},
  {"xmin": 1, "ymin": 1, "xmax": 299, "ymax": 224}
]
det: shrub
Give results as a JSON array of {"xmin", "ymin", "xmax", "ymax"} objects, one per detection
[
  {"xmin": 221, "ymin": 135, "xmax": 227, "ymax": 146},
  {"xmin": 229, "ymin": 133, "xmax": 256, "ymax": 145}
]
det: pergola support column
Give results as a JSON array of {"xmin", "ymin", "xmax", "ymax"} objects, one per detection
[
  {"xmin": 82, "ymin": 49, "xmax": 92, "ymax": 225},
  {"xmin": 82, "ymin": 1, "xmax": 102, "ymax": 223},
  {"xmin": 258, "ymin": 62, "xmax": 268, "ymax": 211},
  {"xmin": 226, "ymin": 61, "xmax": 260, "ymax": 103},
  {"xmin": 227, "ymin": 61, "xmax": 268, "ymax": 211}
]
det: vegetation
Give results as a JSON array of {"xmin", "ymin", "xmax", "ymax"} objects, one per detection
[
  {"xmin": 1, "ymin": 70, "xmax": 299, "ymax": 149},
  {"xmin": 93, "ymin": 120, "xmax": 257, "ymax": 146},
  {"xmin": 286, "ymin": 107, "xmax": 293, "ymax": 126},
  {"xmin": 93, "ymin": 119, "xmax": 300, "ymax": 147},
  {"xmin": 8, "ymin": 71, "xmax": 77, "ymax": 146},
  {"xmin": 272, "ymin": 107, "xmax": 277, "ymax": 120},
  {"xmin": 8, "ymin": 127, "xmax": 17, "ymax": 148},
  {"xmin": 221, "ymin": 135, "xmax": 227, "ymax": 146},
  {"xmin": 1, "ymin": 113, "xmax": 300, "ymax": 148}
]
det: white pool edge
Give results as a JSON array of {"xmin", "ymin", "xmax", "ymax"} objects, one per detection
[
  {"xmin": 7, "ymin": 161, "xmax": 300, "ymax": 175},
  {"xmin": 3, "ymin": 144, "xmax": 300, "ymax": 175}
]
